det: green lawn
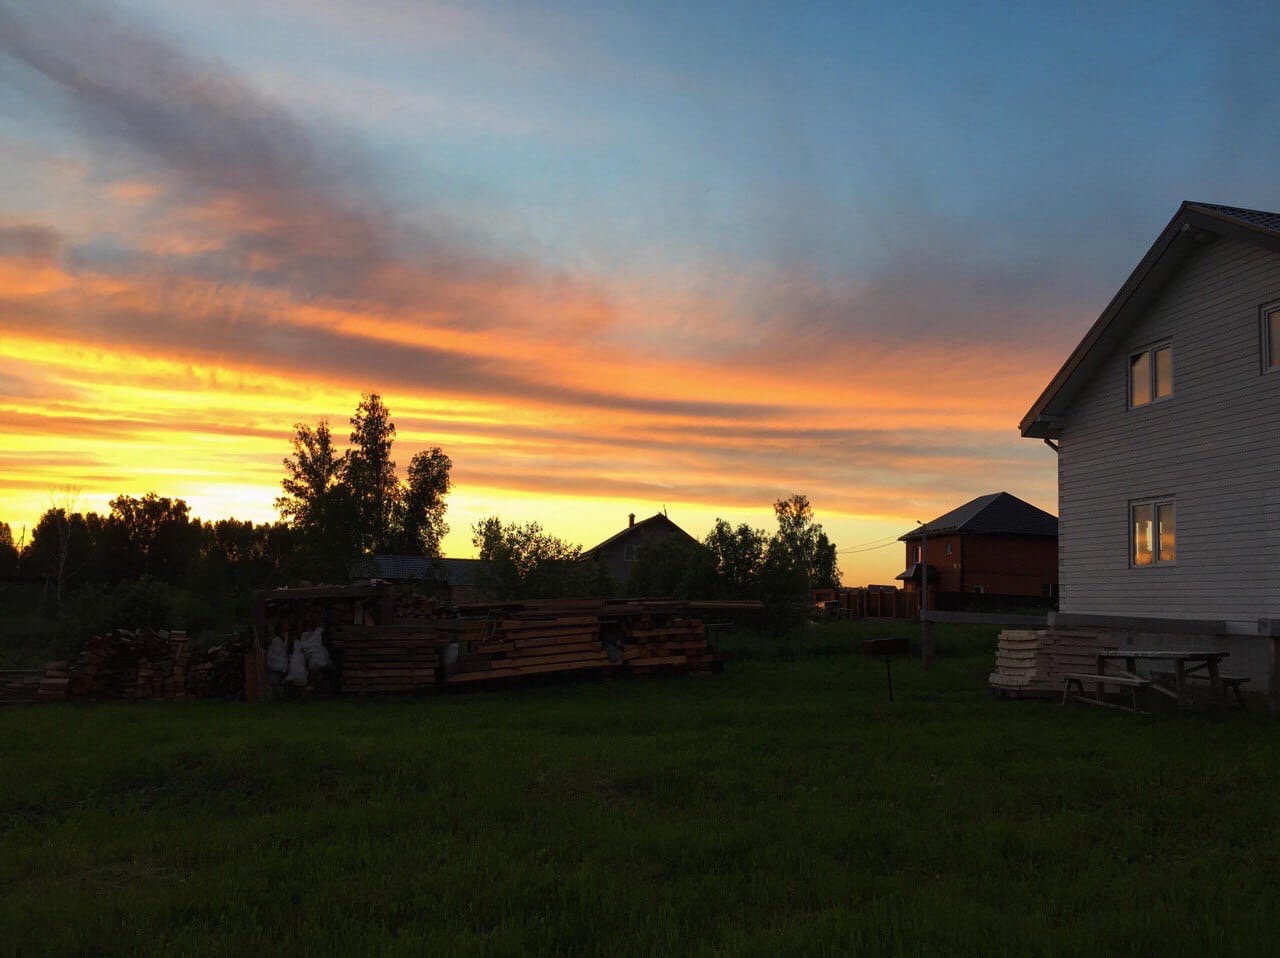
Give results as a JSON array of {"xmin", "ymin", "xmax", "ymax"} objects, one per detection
[{"xmin": 3, "ymin": 622, "xmax": 1278, "ymax": 956}]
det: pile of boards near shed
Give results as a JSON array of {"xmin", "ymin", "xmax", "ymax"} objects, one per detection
[
  {"xmin": 444, "ymin": 598, "xmax": 745, "ymax": 685},
  {"xmin": 988, "ymin": 628, "xmax": 1115, "ymax": 698},
  {"xmin": 256, "ymin": 583, "xmax": 755, "ymax": 694}
]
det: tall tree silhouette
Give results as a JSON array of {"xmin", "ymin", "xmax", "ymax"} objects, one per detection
[{"xmin": 346, "ymin": 393, "xmax": 400, "ymax": 553}]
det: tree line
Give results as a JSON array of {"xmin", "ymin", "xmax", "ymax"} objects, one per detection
[{"xmin": 2, "ymin": 392, "xmax": 840, "ymax": 640}]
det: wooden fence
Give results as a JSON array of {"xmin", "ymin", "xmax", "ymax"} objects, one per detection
[{"xmin": 813, "ymin": 587, "xmax": 919, "ymax": 620}]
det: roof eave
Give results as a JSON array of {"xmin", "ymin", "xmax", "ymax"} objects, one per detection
[{"xmin": 1015, "ymin": 201, "xmax": 1280, "ymax": 436}]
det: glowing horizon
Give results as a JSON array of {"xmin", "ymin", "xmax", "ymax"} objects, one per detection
[{"xmin": 4, "ymin": 2, "xmax": 1275, "ymax": 582}]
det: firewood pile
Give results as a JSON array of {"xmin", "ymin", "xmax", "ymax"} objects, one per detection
[
  {"xmin": 988, "ymin": 629, "xmax": 1115, "ymax": 697},
  {"xmin": 392, "ymin": 591, "xmax": 439, "ymax": 620},
  {"xmin": 186, "ymin": 639, "xmax": 253, "ymax": 699},
  {"xmin": 64, "ymin": 629, "xmax": 192, "ymax": 701}
]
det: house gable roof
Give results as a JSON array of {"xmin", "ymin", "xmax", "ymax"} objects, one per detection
[
  {"xmin": 899, "ymin": 491, "xmax": 1057, "ymax": 540},
  {"xmin": 1020, "ymin": 201, "xmax": 1280, "ymax": 438},
  {"xmin": 582, "ymin": 513, "xmax": 696, "ymax": 557}
]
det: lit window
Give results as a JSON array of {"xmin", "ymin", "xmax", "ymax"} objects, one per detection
[
  {"xmin": 1131, "ymin": 499, "xmax": 1175, "ymax": 566},
  {"xmin": 1263, "ymin": 304, "xmax": 1280, "ymax": 370},
  {"xmin": 1129, "ymin": 342, "xmax": 1172, "ymax": 407}
]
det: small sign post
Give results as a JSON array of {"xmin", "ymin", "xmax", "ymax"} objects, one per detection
[{"xmin": 862, "ymin": 636, "xmax": 909, "ymax": 702}]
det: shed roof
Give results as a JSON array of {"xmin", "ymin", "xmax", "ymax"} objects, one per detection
[
  {"xmin": 899, "ymin": 492, "xmax": 1057, "ymax": 540},
  {"xmin": 1021, "ymin": 201, "xmax": 1280, "ymax": 438},
  {"xmin": 349, "ymin": 555, "xmax": 483, "ymax": 585}
]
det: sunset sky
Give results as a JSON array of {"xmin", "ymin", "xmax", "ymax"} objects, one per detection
[{"xmin": 2, "ymin": 1, "xmax": 1279, "ymax": 582}]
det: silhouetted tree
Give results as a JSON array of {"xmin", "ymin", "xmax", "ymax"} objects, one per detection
[
  {"xmin": 472, "ymin": 517, "xmax": 604, "ymax": 599},
  {"xmin": 703, "ymin": 519, "xmax": 768, "ymax": 598},
  {"xmin": 395, "ymin": 447, "xmax": 452, "ymax": 556},
  {"xmin": 628, "ymin": 535, "xmax": 718, "ymax": 599},
  {"xmin": 276, "ymin": 419, "xmax": 345, "ymax": 532},
  {"xmin": 0, "ymin": 522, "xmax": 17, "ymax": 578},
  {"xmin": 346, "ymin": 393, "xmax": 400, "ymax": 553},
  {"xmin": 760, "ymin": 494, "xmax": 840, "ymax": 632}
]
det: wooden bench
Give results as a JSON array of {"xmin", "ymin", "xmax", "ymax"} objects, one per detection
[
  {"xmin": 1062, "ymin": 672, "xmax": 1152, "ymax": 714},
  {"xmin": 1149, "ymin": 669, "xmax": 1251, "ymax": 708}
]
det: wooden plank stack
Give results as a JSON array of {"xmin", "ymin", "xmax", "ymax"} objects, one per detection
[
  {"xmin": 37, "ymin": 661, "xmax": 70, "ymax": 702},
  {"xmin": 451, "ymin": 616, "xmax": 613, "ymax": 684},
  {"xmin": 625, "ymin": 618, "xmax": 716, "ymax": 675},
  {"xmin": 988, "ymin": 628, "xmax": 1115, "ymax": 697},
  {"xmin": 332, "ymin": 624, "xmax": 444, "ymax": 694}
]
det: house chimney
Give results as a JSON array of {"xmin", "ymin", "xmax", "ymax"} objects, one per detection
[{"xmin": 628, "ymin": 513, "xmax": 635, "ymax": 528}]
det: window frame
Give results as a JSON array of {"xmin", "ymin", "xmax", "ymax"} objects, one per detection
[
  {"xmin": 1260, "ymin": 301, "xmax": 1280, "ymax": 373},
  {"xmin": 1130, "ymin": 497, "xmax": 1176, "ymax": 568},
  {"xmin": 623, "ymin": 543, "xmax": 640, "ymax": 563},
  {"xmin": 1128, "ymin": 340, "xmax": 1174, "ymax": 409}
]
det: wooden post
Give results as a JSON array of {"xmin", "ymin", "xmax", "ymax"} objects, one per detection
[{"xmin": 920, "ymin": 520, "xmax": 935, "ymax": 668}]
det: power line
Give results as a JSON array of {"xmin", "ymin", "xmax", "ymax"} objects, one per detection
[
  {"xmin": 838, "ymin": 533, "xmax": 901, "ymax": 552},
  {"xmin": 839, "ymin": 539, "xmax": 902, "ymax": 555}
]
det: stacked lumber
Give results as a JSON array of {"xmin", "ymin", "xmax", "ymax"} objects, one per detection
[
  {"xmin": 37, "ymin": 661, "xmax": 70, "ymax": 702},
  {"xmin": 451, "ymin": 616, "xmax": 613, "ymax": 684},
  {"xmin": 445, "ymin": 603, "xmax": 721, "ymax": 685},
  {"xmin": 625, "ymin": 617, "xmax": 715, "ymax": 675},
  {"xmin": 332, "ymin": 624, "xmax": 447, "ymax": 694},
  {"xmin": 988, "ymin": 629, "xmax": 1115, "ymax": 697},
  {"xmin": 0, "ymin": 669, "xmax": 44, "ymax": 704}
]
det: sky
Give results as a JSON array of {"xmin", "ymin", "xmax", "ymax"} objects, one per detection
[{"xmin": 1, "ymin": 0, "xmax": 1279, "ymax": 583}]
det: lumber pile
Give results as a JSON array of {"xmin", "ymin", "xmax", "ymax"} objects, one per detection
[
  {"xmin": 0, "ymin": 669, "xmax": 44, "ymax": 704},
  {"xmin": 37, "ymin": 661, "xmax": 70, "ymax": 702},
  {"xmin": 332, "ymin": 624, "xmax": 446, "ymax": 694},
  {"xmin": 392, "ymin": 591, "xmax": 438, "ymax": 620},
  {"xmin": 452, "ymin": 616, "xmax": 613, "ymax": 684},
  {"xmin": 445, "ymin": 601, "xmax": 724, "ymax": 685},
  {"xmin": 988, "ymin": 629, "xmax": 1115, "ymax": 697}
]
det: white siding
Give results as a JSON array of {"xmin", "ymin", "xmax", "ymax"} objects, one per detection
[{"xmin": 1059, "ymin": 236, "xmax": 1280, "ymax": 625}]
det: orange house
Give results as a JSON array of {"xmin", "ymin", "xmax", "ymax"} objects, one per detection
[{"xmin": 897, "ymin": 492, "xmax": 1058, "ymax": 600}]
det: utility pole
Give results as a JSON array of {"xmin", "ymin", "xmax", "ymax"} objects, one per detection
[{"xmin": 918, "ymin": 519, "xmax": 934, "ymax": 668}]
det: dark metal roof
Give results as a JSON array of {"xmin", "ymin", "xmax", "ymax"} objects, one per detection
[
  {"xmin": 1021, "ymin": 201, "xmax": 1280, "ymax": 438},
  {"xmin": 895, "ymin": 562, "xmax": 939, "ymax": 582},
  {"xmin": 349, "ymin": 555, "xmax": 483, "ymax": 585},
  {"xmin": 899, "ymin": 492, "xmax": 1057, "ymax": 540},
  {"xmin": 582, "ymin": 513, "xmax": 696, "ymax": 557},
  {"xmin": 1192, "ymin": 202, "xmax": 1280, "ymax": 234}
]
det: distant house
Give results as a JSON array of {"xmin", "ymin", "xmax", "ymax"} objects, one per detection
[
  {"xmin": 582, "ymin": 512, "xmax": 698, "ymax": 587},
  {"xmin": 349, "ymin": 555, "xmax": 487, "ymax": 606},
  {"xmin": 1021, "ymin": 201, "xmax": 1280, "ymax": 690},
  {"xmin": 897, "ymin": 492, "xmax": 1058, "ymax": 603}
]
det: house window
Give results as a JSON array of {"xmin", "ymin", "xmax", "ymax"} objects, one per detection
[
  {"xmin": 1262, "ymin": 303, "xmax": 1280, "ymax": 371},
  {"xmin": 623, "ymin": 544, "xmax": 640, "ymax": 562},
  {"xmin": 972, "ymin": 585, "xmax": 985, "ymax": 594},
  {"xmin": 1131, "ymin": 499, "xmax": 1176, "ymax": 566},
  {"xmin": 945, "ymin": 543, "xmax": 953, "ymax": 557},
  {"xmin": 912, "ymin": 545, "xmax": 920, "ymax": 563},
  {"xmin": 1129, "ymin": 342, "xmax": 1172, "ymax": 407}
]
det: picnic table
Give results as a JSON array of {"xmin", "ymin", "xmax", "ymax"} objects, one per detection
[{"xmin": 1063, "ymin": 649, "xmax": 1244, "ymax": 713}]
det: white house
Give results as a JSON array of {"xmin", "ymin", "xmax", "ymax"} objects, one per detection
[{"xmin": 1021, "ymin": 201, "xmax": 1280, "ymax": 696}]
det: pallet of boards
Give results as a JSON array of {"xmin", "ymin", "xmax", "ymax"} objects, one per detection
[
  {"xmin": 37, "ymin": 661, "xmax": 70, "ymax": 702},
  {"xmin": 333, "ymin": 625, "xmax": 449, "ymax": 694},
  {"xmin": 988, "ymin": 629, "xmax": 1115, "ymax": 697}
]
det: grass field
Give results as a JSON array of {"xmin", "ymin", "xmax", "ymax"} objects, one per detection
[{"xmin": 3, "ymin": 622, "xmax": 1279, "ymax": 956}]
